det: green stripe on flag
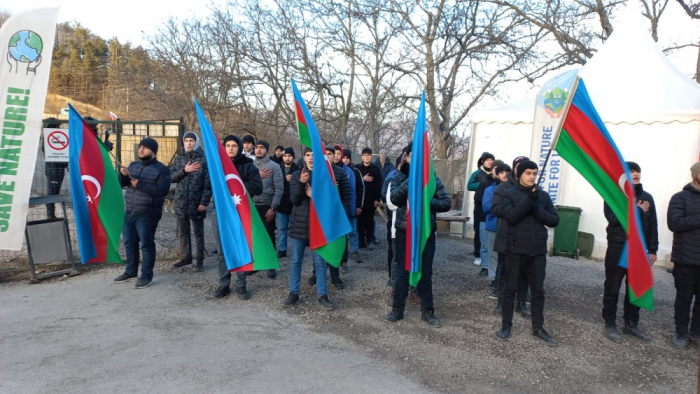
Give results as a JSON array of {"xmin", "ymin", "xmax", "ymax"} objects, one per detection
[
  {"xmin": 298, "ymin": 122, "xmax": 311, "ymax": 148},
  {"xmin": 97, "ymin": 146, "xmax": 125, "ymax": 263},
  {"xmin": 248, "ymin": 195, "xmax": 280, "ymax": 271},
  {"xmin": 316, "ymin": 235, "xmax": 346, "ymax": 268},
  {"xmin": 628, "ymin": 285, "xmax": 654, "ymax": 311}
]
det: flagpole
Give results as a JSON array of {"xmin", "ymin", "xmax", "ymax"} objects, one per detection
[{"xmin": 537, "ymin": 75, "xmax": 581, "ymax": 187}]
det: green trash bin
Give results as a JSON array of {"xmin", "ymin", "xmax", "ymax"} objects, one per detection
[{"xmin": 551, "ymin": 205, "xmax": 582, "ymax": 259}]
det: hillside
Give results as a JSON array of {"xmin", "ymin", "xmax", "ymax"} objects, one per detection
[{"xmin": 43, "ymin": 93, "xmax": 109, "ymax": 120}]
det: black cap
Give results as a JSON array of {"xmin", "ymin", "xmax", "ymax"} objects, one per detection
[
  {"xmin": 325, "ymin": 145, "xmax": 335, "ymax": 154},
  {"xmin": 361, "ymin": 147, "xmax": 372, "ymax": 155},
  {"xmin": 184, "ymin": 131, "xmax": 197, "ymax": 140},
  {"xmin": 255, "ymin": 140, "xmax": 270, "ymax": 151},
  {"xmin": 478, "ymin": 151, "xmax": 495, "ymax": 166},
  {"xmin": 495, "ymin": 163, "xmax": 512, "ymax": 175},
  {"xmin": 343, "ymin": 149, "xmax": 352, "ymax": 161},
  {"xmin": 283, "ymin": 147, "xmax": 295, "ymax": 158},
  {"xmin": 512, "ymin": 156, "xmax": 529, "ymax": 175},
  {"xmin": 275, "ymin": 145, "xmax": 284, "ymax": 151},
  {"xmin": 223, "ymin": 135, "xmax": 238, "ymax": 145},
  {"xmin": 515, "ymin": 160, "xmax": 538, "ymax": 179},
  {"xmin": 139, "ymin": 137, "xmax": 159, "ymax": 154},
  {"xmin": 242, "ymin": 134, "xmax": 255, "ymax": 144},
  {"xmin": 626, "ymin": 161, "xmax": 641, "ymax": 173}
]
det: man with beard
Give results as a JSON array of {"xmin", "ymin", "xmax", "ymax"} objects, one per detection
[
  {"xmin": 467, "ymin": 152, "xmax": 495, "ymax": 266},
  {"xmin": 271, "ymin": 145, "xmax": 285, "ymax": 164},
  {"xmin": 343, "ymin": 149, "xmax": 365, "ymax": 263},
  {"xmin": 276, "ymin": 147, "xmax": 299, "ymax": 258}
]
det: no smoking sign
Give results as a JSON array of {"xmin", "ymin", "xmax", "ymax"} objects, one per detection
[{"xmin": 44, "ymin": 128, "xmax": 70, "ymax": 162}]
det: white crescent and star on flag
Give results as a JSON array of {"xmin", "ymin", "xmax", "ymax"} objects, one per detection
[
  {"xmin": 81, "ymin": 175, "xmax": 101, "ymax": 204},
  {"xmin": 225, "ymin": 173, "xmax": 246, "ymax": 206}
]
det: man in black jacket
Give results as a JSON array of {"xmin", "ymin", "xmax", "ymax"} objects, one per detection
[
  {"xmin": 113, "ymin": 138, "xmax": 171, "ymax": 289},
  {"xmin": 170, "ymin": 132, "xmax": 212, "ymax": 272},
  {"xmin": 474, "ymin": 159, "xmax": 503, "ymax": 276},
  {"xmin": 213, "ymin": 135, "xmax": 263, "ymax": 300},
  {"xmin": 496, "ymin": 160, "xmax": 559, "ymax": 346},
  {"xmin": 668, "ymin": 162, "xmax": 700, "ymax": 349},
  {"xmin": 357, "ymin": 148, "xmax": 382, "ymax": 249},
  {"xmin": 602, "ymin": 161, "xmax": 656, "ymax": 343},
  {"xmin": 343, "ymin": 149, "xmax": 365, "ymax": 263},
  {"xmin": 271, "ymin": 145, "xmax": 284, "ymax": 164},
  {"xmin": 383, "ymin": 143, "xmax": 452, "ymax": 327},
  {"xmin": 276, "ymin": 147, "xmax": 299, "ymax": 258}
]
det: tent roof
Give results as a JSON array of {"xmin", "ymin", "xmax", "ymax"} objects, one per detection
[{"xmin": 474, "ymin": 4, "xmax": 700, "ymax": 125}]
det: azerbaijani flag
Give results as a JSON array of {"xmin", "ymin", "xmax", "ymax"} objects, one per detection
[
  {"xmin": 68, "ymin": 104, "xmax": 124, "ymax": 264},
  {"xmin": 194, "ymin": 99, "xmax": 278, "ymax": 272},
  {"xmin": 291, "ymin": 79, "xmax": 352, "ymax": 267},
  {"xmin": 406, "ymin": 92, "xmax": 436, "ymax": 287},
  {"xmin": 554, "ymin": 77, "xmax": 654, "ymax": 310}
]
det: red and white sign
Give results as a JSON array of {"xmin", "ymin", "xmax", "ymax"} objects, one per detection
[{"xmin": 44, "ymin": 128, "xmax": 69, "ymax": 162}]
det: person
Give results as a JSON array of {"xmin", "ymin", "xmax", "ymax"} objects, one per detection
[
  {"xmin": 42, "ymin": 117, "xmax": 68, "ymax": 219},
  {"xmin": 343, "ymin": 149, "xmax": 365, "ymax": 263},
  {"xmin": 169, "ymin": 132, "xmax": 211, "ymax": 272},
  {"xmin": 496, "ymin": 160, "xmax": 559, "ymax": 346},
  {"xmin": 333, "ymin": 144, "xmax": 360, "ymax": 273},
  {"xmin": 271, "ymin": 144, "xmax": 285, "ymax": 164},
  {"xmin": 467, "ymin": 152, "xmax": 495, "ymax": 266},
  {"xmin": 375, "ymin": 148, "xmax": 395, "ymax": 186},
  {"xmin": 213, "ymin": 135, "xmax": 263, "ymax": 300},
  {"xmin": 474, "ymin": 159, "xmax": 503, "ymax": 276},
  {"xmin": 602, "ymin": 161, "xmax": 656, "ymax": 343},
  {"xmin": 276, "ymin": 147, "xmax": 299, "ymax": 258},
  {"xmin": 356, "ymin": 147, "xmax": 382, "ymax": 249},
  {"xmin": 667, "ymin": 162, "xmax": 700, "ymax": 350},
  {"xmin": 384, "ymin": 143, "xmax": 452, "ymax": 327},
  {"xmin": 253, "ymin": 140, "xmax": 284, "ymax": 279},
  {"xmin": 282, "ymin": 147, "xmax": 350, "ymax": 310},
  {"xmin": 242, "ymin": 134, "xmax": 256, "ymax": 159},
  {"xmin": 113, "ymin": 138, "xmax": 171, "ymax": 289},
  {"xmin": 483, "ymin": 163, "xmax": 511, "ymax": 299}
]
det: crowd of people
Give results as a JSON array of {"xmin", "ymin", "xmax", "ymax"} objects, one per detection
[{"xmin": 41, "ymin": 120, "xmax": 700, "ymax": 350}]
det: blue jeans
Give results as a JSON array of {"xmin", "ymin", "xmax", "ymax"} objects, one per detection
[
  {"xmin": 123, "ymin": 213, "xmax": 160, "ymax": 281},
  {"xmin": 277, "ymin": 212, "xmax": 290, "ymax": 252},
  {"xmin": 289, "ymin": 237, "xmax": 328, "ymax": 297},
  {"xmin": 348, "ymin": 217, "xmax": 359, "ymax": 253},
  {"xmin": 479, "ymin": 221, "xmax": 489, "ymax": 268}
]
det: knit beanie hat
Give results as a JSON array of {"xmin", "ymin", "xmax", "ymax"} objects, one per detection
[
  {"xmin": 275, "ymin": 144, "xmax": 284, "ymax": 151},
  {"xmin": 691, "ymin": 162, "xmax": 700, "ymax": 180},
  {"xmin": 139, "ymin": 137, "xmax": 159, "ymax": 154},
  {"xmin": 511, "ymin": 156, "xmax": 529, "ymax": 176},
  {"xmin": 515, "ymin": 160, "xmax": 538, "ymax": 179},
  {"xmin": 242, "ymin": 134, "xmax": 255, "ymax": 144},
  {"xmin": 255, "ymin": 139, "xmax": 270, "ymax": 151},
  {"xmin": 283, "ymin": 147, "xmax": 295, "ymax": 158},
  {"xmin": 361, "ymin": 147, "xmax": 373, "ymax": 155},
  {"xmin": 495, "ymin": 163, "xmax": 512, "ymax": 175},
  {"xmin": 627, "ymin": 161, "xmax": 641, "ymax": 173},
  {"xmin": 343, "ymin": 149, "xmax": 352, "ymax": 162},
  {"xmin": 223, "ymin": 135, "xmax": 238, "ymax": 145},
  {"xmin": 491, "ymin": 160, "xmax": 504, "ymax": 170},
  {"xmin": 184, "ymin": 131, "xmax": 197, "ymax": 141},
  {"xmin": 478, "ymin": 151, "xmax": 495, "ymax": 166}
]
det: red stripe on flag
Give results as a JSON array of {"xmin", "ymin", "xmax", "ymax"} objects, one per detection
[
  {"xmin": 295, "ymin": 101, "xmax": 307, "ymax": 126},
  {"xmin": 405, "ymin": 208, "xmax": 412, "ymax": 271},
  {"xmin": 422, "ymin": 134, "xmax": 430, "ymax": 186},
  {"xmin": 79, "ymin": 124, "xmax": 107, "ymax": 263},
  {"xmin": 309, "ymin": 200, "xmax": 328, "ymax": 250}
]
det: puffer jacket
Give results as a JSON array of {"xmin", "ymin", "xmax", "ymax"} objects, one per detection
[
  {"xmin": 500, "ymin": 183, "xmax": 559, "ymax": 256},
  {"xmin": 491, "ymin": 173, "xmax": 517, "ymax": 254},
  {"xmin": 389, "ymin": 169, "xmax": 452, "ymax": 238},
  {"xmin": 170, "ymin": 142, "xmax": 211, "ymax": 219},
  {"xmin": 604, "ymin": 183, "xmax": 658, "ymax": 253},
  {"xmin": 288, "ymin": 164, "xmax": 352, "ymax": 242},
  {"xmin": 234, "ymin": 155, "xmax": 263, "ymax": 198},
  {"xmin": 474, "ymin": 176, "xmax": 495, "ymax": 222},
  {"xmin": 668, "ymin": 183, "xmax": 700, "ymax": 266},
  {"xmin": 335, "ymin": 161, "xmax": 358, "ymax": 218},
  {"xmin": 119, "ymin": 158, "xmax": 171, "ymax": 217},
  {"xmin": 277, "ymin": 161, "xmax": 300, "ymax": 214},
  {"xmin": 252, "ymin": 155, "xmax": 283, "ymax": 209},
  {"xmin": 482, "ymin": 181, "xmax": 499, "ymax": 232},
  {"xmin": 467, "ymin": 167, "xmax": 491, "ymax": 191}
]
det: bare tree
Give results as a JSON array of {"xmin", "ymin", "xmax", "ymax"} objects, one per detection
[
  {"xmin": 676, "ymin": 0, "xmax": 700, "ymax": 18},
  {"xmin": 0, "ymin": 8, "xmax": 10, "ymax": 29},
  {"xmin": 640, "ymin": 0, "xmax": 670, "ymax": 41}
]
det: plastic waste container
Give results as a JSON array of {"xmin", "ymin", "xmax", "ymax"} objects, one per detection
[
  {"xmin": 577, "ymin": 232, "xmax": 594, "ymax": 258},
  {"xmin": 550, "ymin": 205, "xmax": 582, "ymax": 260}
]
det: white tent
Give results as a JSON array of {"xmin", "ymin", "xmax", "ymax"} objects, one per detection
[{"xmin": 467, "ymin": 4, "xmax": 700, "ymax": 263}]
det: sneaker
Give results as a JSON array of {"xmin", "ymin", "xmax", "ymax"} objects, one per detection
[
  {"xmin": 533, "ymin": 328, "xmax": 558, "ymax": 347},
  {"xmin": 135, "ymin": 278, "xmax": 152, "ymax": 289},
  {"xmin": 421, "ymin": 309, "xmax": 442, "ymax": 328},
  {"xmin": 604, "ymin": 321, "xmax": 622, "ymax": 344},
  {"xmin": 689, "ymin": 331, "xmax": 700, "ymax": 344},
  {"xmin": 282, "ymin": 292, "xmax": 300, "ymax": 307},
  {"xmin": 267, "ymin": 270, "xmax": 277, "ymax": 279},
  {"xmin": 488, "ymin": 289, "xmax": 498, "ymax": 300},
  {"xmin": 497, "ymin": 325, "xmax": 511, "ymax": 340},
  {"xmin": 489, "ymin": 280, "xmax": 496, "ymax": 289},
  {"xmin": 493, "ymin": 302, "xmax": 502, "ymax": 315},
  {"xmin": 351, "ymin": 252, "xmax": 362, "ymax": 264},
  {"xmin": 277, "ymin": 250, "xmax": 287, "ymax": 258},
  {"xmin": 113, "ymin": 273, "xmax": 137, "ymax": 283},
  {"xmin": 307, "ymin": 276, "xmax": 316, "ymax": 286},
  {"xmin": 192, "ymin": 261, "xmax": 204, "ymax": 272},
  {"xmin": 235, "ymin": 286, "xmax": 251, "ymax": 300},
  {"xmin": 339, "ymin": 263, "xmax": 350, "ymax": 274},
  {"xmin": 172, "ymin": 259, "xmax": 192, "ymax": 269},
  {"xmin": 478, "ymin": 268, "xmax": 488, "ymax": 276},
  {"xmin": 383, "ymin": 307, "xmax": 404, "ymax": 323},
  {"xmin": 621, "ymin": 320, "xmax": 651, "ymax": 342},
  {"xmin": 213, "ymin": 286, "xmax": 231, "ymax": 299},
  {"xmin": 516, "ymin": 302, "xmax": 531, "ymax": 318},
  {"xmin": 246, "ymin": 270, "xmax": 259, "ymax": 276},
  {"xmin": 473, "ymin": 257, "xmax": 481, "ymax": 266},
  {"xmin": 331, "ymin": 279, "xmax": 344, "ymax": 290},
  {"xmin": 318, "ymin": 295, "xmax": 335, "ymax": 310},
  {"xmin": 672, "ymin": 334, "xmax": 688, "ymax": 350}
]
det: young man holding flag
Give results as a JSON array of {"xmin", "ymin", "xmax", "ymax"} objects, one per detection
[{"xmin": 383, "ymin": 143, "xmax": 452, "ymax": 327}]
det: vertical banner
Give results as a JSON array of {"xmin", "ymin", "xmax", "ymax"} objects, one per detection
[
  {"xmin": 530, "ymin": 70, "xmax": 578, "ymax": 204},
  {"xmin": 0, "ymin": 8, "xmax": 60, "ymax": 250}
]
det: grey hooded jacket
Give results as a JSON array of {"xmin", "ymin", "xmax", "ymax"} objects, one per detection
[{"xmin": 253, "ymin": 154, "xmax": 283, "ymax": 209}]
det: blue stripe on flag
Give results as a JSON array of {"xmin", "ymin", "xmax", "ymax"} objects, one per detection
[
  {"xmin": 68, "ymin": 104, "xmax": 96, "ymax": 264},
  {"xmin": 407, "ymin": 92, "xmax": 427, "ymax": 273}
]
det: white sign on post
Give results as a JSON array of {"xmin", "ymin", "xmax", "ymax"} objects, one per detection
[{"xmin": 44, "ymin": 128, "xmax": 69, "ymax": 162}]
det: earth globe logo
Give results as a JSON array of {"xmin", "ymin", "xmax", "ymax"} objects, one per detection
[{"xmin": 6, "ymin": 30, "xmax": 43, "ymax": 75}]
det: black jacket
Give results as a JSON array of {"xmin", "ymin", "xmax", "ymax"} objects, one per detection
[
  {"xmin": 668, "ymin": 183, "xmax": 700, "ymax": 266},
  {"xmin": 474, "ymin": 177, "xmax": 496, "ymax": 222},
  {"xmin": 500, "ymin": 183, "xmax": 559, "ymax": 256},
  {"xmin": 170, "ymin": 146, "xmax": 212, "ymax": 219},
  {"xmin": 119, "ymin": 158, "xmax": 171, "ymax": 217},
  {"xmin": 357, "ymin": 162, "xmax": 383, "ymax": 209},
  {"xmin": 288, "ymin": 164, "xmax": 352, "ymax": 242},
  {"xmin": 233, "ymin": 155, "xmax": 263, "ymax": 198},
  {"xmin": 389, "ymin": 171, "xmax": 452, "ymax": 238},
  {"xmin": 604, "ymin": 183, "xmax": 658, "ymax": 254},
  {"xmin": 374, "ymin": 158, "xmax": 396, "ymax": 183},
  {"xmin": 491, "ymin": 173, "xmax": 517, "ymax": 254},
  {"xmin": 277, "ymin": 161, "xmax": 300, "ymax": 214}
]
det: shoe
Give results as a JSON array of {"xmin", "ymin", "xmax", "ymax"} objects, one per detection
[
  {"xmin": 318, "ymin": 295, "xmax": 335, "ymax": 310},
  {"xmin": 192, "ymin": 261, "xmax": 204, "ymax": 272},
  {"xmin": 383, "ymin": 307, "xmax": 404, "ymax": 323},
  {"xmin": 489, "ymin": 280, "xmax": 495, "ymax": 289},
  {"xmin": 421, "ymin": 309, "xmax": 442, "ymax": 328},
  {"xmin": 267, "ymin": 270, "xmax": 277, "ymax": 279},
  {"xmin": 282, "ymin": 292, "xmax": 300, "ymax": 307},
  {"xmin": 671, "ymin": 334, "xmax": 688, "ymax": 350},
  {"xmin": 113, "ymin": 273, "xmax": 137, "ymax": 283},
  {"xmin": 246, "ymin": 270, "xmax": 259, "ymax": 276},
  {"xmin": 386, "ymin": 279, "xmax": 395, "ymax": 287},
  {"xmin": 493, "ymin": 302, "xmax": 502, "ymax": 315},
  {"xmin": 211, "ymin": 249, "xmax": 218, "ymax": 255},
  {"xmin": 235, "ymin": 286, "xmax": 251, "ymax": 300},
  {"xmin": 277, "ymin": 250, "xmax": 287, "ymax": 258},
  {"xmin": 516, "ymin": 302, "xmax": 531, "ymax": 318},
  {"xmin": 340, "ymin": 263, "xmax": 350, "ymax": 274},
  {"xmin": 135, "ymin": 278, "xmax": 152, "ymax": 289},
  {"xmin": 213, "ymin": 286, "xmax": 231, "ymax": 299},
  {"xmin": 604, "ymin": 321, "xmax": 623, "ymax": 344},
  {"xmin": 351, "ymin": 252, "xmax": 362, "ymax": 264},
  {"xmin": 533, "ymin": 328, "xmax": 558, "ymax": 347},
  {"xmin": 478, "ymin": 268, "xmax": 488, "ymax": 276},
  {"xmin": 622, "ymin": 320, "xmax": 651, "ymax": 342},
  {"xmin": 488, "ymin": 289, "xmax": 498, "ymax": 300},
  {"xmin": 172, "ymin": 259, "xmax": 192, "ymax": 269},
  {"xmin": 497, "ymin": 325, "xmax": 511, "ymax": 340},
  {"xmin": 331, "ymin": 279, "xmax": 344, "ymax": 290},
  {"xmin": 307, "ymin": 276, "xmax": 316, "ymax": 286},
  {"xmin": 473, "ymin": 257, "xmax": 481, "ymax": 266}
]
